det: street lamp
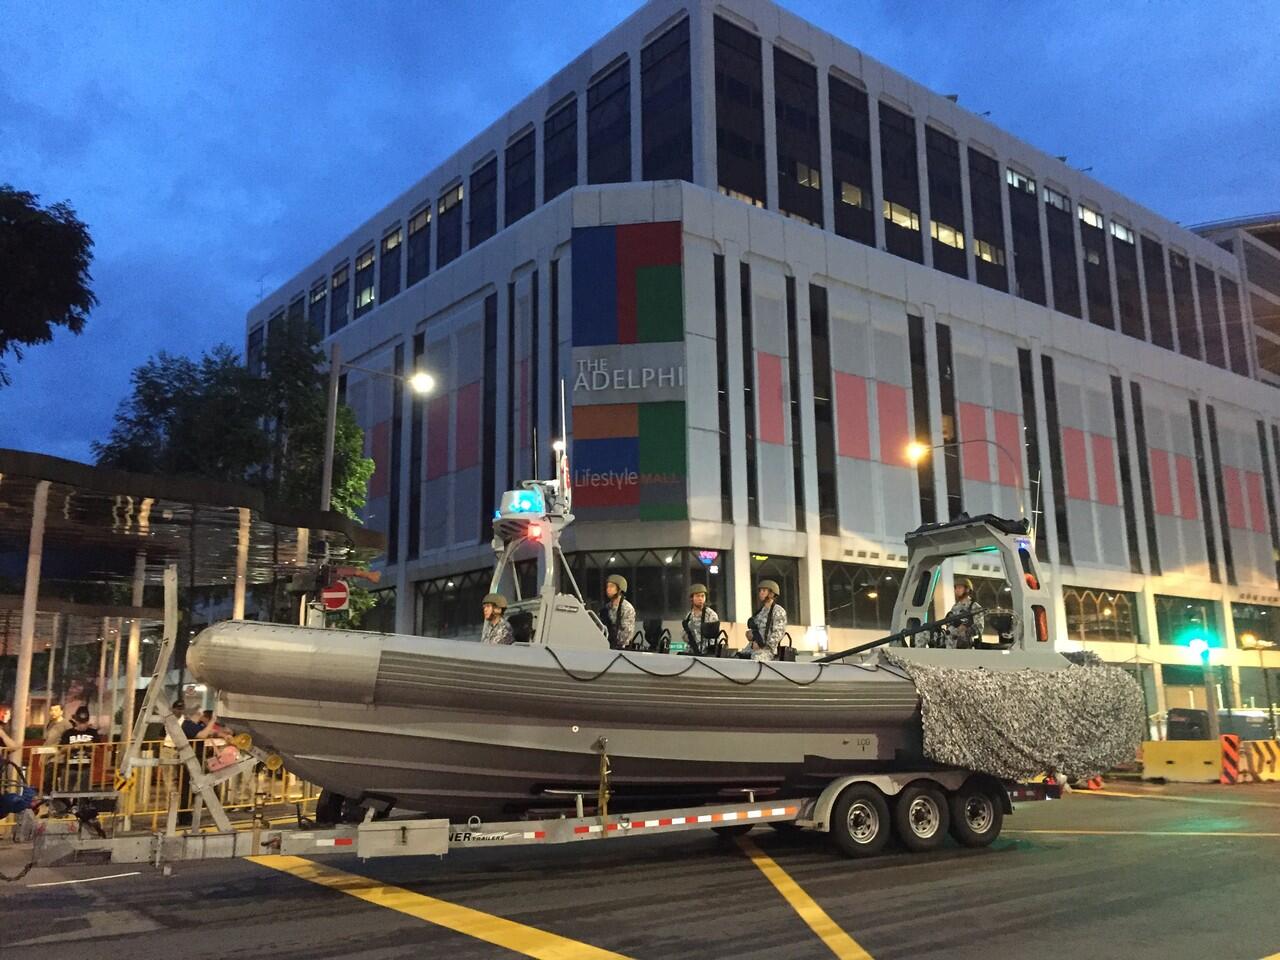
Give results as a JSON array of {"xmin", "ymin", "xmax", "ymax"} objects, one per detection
[
  {"xmin": 904, "ymin": 438, "xmax": 1027, "ymax": 520},
  {"xmin": 1239, "ymin": 631, "xmax": 1277, "ymax": 739},
  {"xmin": 320, "ymin": 342, "xmax": 437, "ymax": 512}
]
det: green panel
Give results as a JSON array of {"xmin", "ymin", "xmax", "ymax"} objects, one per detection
[
  {"xmin": 640, "ymin": 502, "xmax": 687, "ymax": 521},
  {"xmin": 639, "ymin": 402, "xmax": 687, "ymax": 474},
  {"xmin": 636, "ymin": 265, "xmax": 684, "ymax": 343}
]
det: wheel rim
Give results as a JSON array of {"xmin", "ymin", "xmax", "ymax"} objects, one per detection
[
  {"xmin": 908, "ymin": 796, "xmax": 939, "ymax": 838},
  {"xmin": 964, "ymin": 794, "xmax": 994, "ymax": 834},
  {"xmin": 846, "ymin": 800, "xmax": 879, "ymax": 844}
]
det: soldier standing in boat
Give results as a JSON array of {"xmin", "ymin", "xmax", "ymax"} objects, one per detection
[
  {"xmin": 943, "ymin": 578, "xmax": 985, "ymax": 649},
  {"xmin": 480, "ymin": 593, "xmax": 514, "ymax": 645},
  {"xmin": 602, "ymin": 574, "xmax": 637, "ymax": 649},
  {"xmin": 681, "ymin": 584, "xmax": 719, "ymax": 654},
  {"xmin": 741, "ymin": 579, "xmax": 786, "ymax": 661}
]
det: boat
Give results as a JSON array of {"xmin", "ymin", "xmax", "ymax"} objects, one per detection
[{"xmin": 189, "ymin": 442, "xmax": 1141, "ymax": 822}]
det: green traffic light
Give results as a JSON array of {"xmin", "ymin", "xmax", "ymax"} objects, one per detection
[{"xmin": 1188, "ymin": 637, "xmax": 1209, "ymax": 663}]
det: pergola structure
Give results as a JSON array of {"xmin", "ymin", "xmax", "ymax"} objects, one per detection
[{"xmin": 0, "ymin": 448, "xmax": 383, "ymax": 750}]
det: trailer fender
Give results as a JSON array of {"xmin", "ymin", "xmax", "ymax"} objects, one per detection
[{"xmin": 800, "ymin": 770, "xmax": 972, "ymax": 832}]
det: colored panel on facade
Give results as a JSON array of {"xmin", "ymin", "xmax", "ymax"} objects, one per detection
[
  {"xmin": 638, "ymin": 401, "xmax": 687, "ymax": 520},
  {"xmin": 1174, "ymin": 453, "xmax": 1199, "ymax": 521},
  {"xmin": 875, "ymin": 381, "xmax": 910, "ymax": 466},
  {"xmin": 958, "ymin": 402, "xmax": 991, "ymax": 482},
  {"xmin": 756, "ymin": 352, "xmax": 786, "ymax": 444},
  {"xmin": 574, "ymin": 403, "xmax": 640, "ymax": 439},
  {"xmin": 369, "ymin": 419, "xmax": 392, "ymax": 498},
  {"xmin": 1061, "ymin": 427, "xmax": 1090, "ymax": 500},
  {"xmin": 1091, "ymin": 434, "xmax": 1119, "ymax": 506},
  {"xmin": 1222, "ymin": 466, "xmax": 1246, "ymax": 529},
  {"xmin": 1245, "ymin": 471, "xmax": 1269, "ymax": 533},
  {"xmin": 1149, "ymin": 448, "xmax": 1175, "ymax": 516},
  {"xmin": 574, "ymin": 437, "xmax": 641, "ymax": 508},
  {"xmin": 993, "ymin": 410, "xmax": 1021, "ymax": 488},
  {"xmin": 455, "ymin": 382, "xmax": 481, "ymax": 471},
  {"xmin": 571, "ymin": 400, "xmax": 687, "ymax": 520},
  {"xmin": 835, "ymin": 371, "xmax": 870, "ymax": 459},
  {"xmin": 572, "ymin": 221, "xmax": 683, "ymax": 347},
  {"xmin": 635, "ymin": 265, "xmax": 684, "ymax": 342},
  {"xmin": 426, "ymin": 396, "xmax": 451, "ymax": 480},
  {"xmin": 571, "ymin": 226, "xmax": 618, "ymax": 345}
]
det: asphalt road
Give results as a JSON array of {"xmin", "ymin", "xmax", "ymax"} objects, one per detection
[{"xmin": 4, "ymin": 782, "xmax": 1279, "ymax": 960}]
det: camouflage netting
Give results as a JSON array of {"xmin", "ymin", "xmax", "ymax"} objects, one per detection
[{"xmin": 883, "ymin": 651, "xmax": 1146, "ymax": 781}]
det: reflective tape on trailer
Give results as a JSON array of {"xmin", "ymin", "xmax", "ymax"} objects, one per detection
[
  {"xmin": 313, "ymin": 837, "xmax": 355, "ymax": 847},
  {"xmin": 572, "ymin": 805, "xmax": 798, "ymax": 835}
]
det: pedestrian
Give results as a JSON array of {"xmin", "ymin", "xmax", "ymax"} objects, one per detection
[
  {"xmin": 601, "ymin": 574, "xmax": 636, "ymax": 649},
  {"xmin": 740, "ymin": 580, "xmax": 787, "ymax": 661},
  {"xmin": 943, "ymin": 579, "xmax": 985, "ymax": 649},
  {"xmin": 681, "ymin": 584, "xmax": 719, "ymax": 655},
  {"xmin": 0, "ymin": 707, "xmax": 16, "ymax": 752},
  {"xmin": 43, "ymin": 703, "xmax": 71, "ymax": 747},
  {"xmin": 58, "ymin": 705, "xmax": 100, "ymax": 797},
  {"xmin": 480, "ymin": 593, "xmax": 514, "ymax": 645}
]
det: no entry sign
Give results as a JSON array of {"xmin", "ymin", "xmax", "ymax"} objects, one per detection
[{"xmin": 321, "ymin": 581, "xmax": 350, "ymax": 612}]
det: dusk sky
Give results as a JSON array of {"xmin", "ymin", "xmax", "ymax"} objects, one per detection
[{"xmin": 3, "ymin": 0, "xmax": 1276, "ymax": 462}]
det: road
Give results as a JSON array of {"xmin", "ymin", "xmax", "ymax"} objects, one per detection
[{"xmin": 3, "ymin": 782, "xmax": 1279, "ymax": 959}]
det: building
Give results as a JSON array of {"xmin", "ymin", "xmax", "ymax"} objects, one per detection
[{"xmin": 247, "ymin": 0, "xmax": 1280, "ymax": 726}]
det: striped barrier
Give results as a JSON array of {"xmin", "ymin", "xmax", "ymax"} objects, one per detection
[
  {"xmin": 1242, "ymin": 740, "xmax": 1280, "ymax": 783},
  {"xmin": 1220, "ymin": 735, "xmax": 1241, "ymax": 785}
]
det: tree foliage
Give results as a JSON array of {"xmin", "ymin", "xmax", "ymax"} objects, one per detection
[{"xmin": 0, "ymin": 184, "xmax": 97, "ymax": 385}]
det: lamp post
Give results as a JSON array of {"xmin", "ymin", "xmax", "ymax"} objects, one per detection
[
  {"xmin": 319, "ymin": 342, "xmax": 437, "ymax": 513},
  {"xmin": 905, "ymin": 438, "xmax": 1027, "ymax": 522},
  {"xmin": 1189, "ymin": 637, "xmax": 1220, "ymax": 741},
  {"xmin": 1240, "ymin": 632, "xmax": 1277, "ymax": 740}
]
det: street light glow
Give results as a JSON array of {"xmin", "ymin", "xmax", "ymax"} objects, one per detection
[
  {"xmin": 905, "ymin": 440, "xmax": 929, "ymax": 464},
  {"xmin": 407, "ymin": 370, "xmax": 436, "ymax": 395},
  {"xmin": 552, "ymin": 439, "xmax": 566, "ymax": 453},
  {"xmin": 1188, "ymin": 637, "xmax": 1209, "ymax": 661}
]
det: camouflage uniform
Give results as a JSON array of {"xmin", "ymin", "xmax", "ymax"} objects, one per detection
[
  {"xmin": 943, "ymin": 597, "xmax": 985, "ymax": 649},
  {"xmin": 481, "ymin": 617, "xmax": 515, "ymax": 645},
  {"xmin": 745, "ymin": 602, "xmax": 787, "ymax": 661},
  {"xmin": 681, "ymin": 605, "xmax": 720, "ymax": 653},
  {"xmin": 603, "ymin": 597, "xmax": 637, "ymax": 648}
]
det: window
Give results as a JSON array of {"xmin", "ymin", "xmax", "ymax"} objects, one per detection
[
  {"xmin": 1234, "ymin": 602, "xmax": 1280, "ymax": 650},
  {"xmin": 1043, "ymin": 186, "xmax": 1081, "ymax": 318},
  {"xmin": 1141, "ymin": 236, "xmax": 1174, "ymax": 349},
  {"xmin": 908, "ymin": 314, "xmax": 936, "ymax": 524},
  {"xmin": 1110, "ymin": 376, "xmax": 1143, "ymax": 573},
  {"xmin": 1109, "ymin": 221, "xmax": 1135, "ymax": 244},
  {"xmin": 380, "ymin": 227, "xmax": 402, "ymax": 304},
  {"xmin": 1188, "ymin": 400, "xmax": 1221, "ymax": 583},
  {"xmin": 1131, "ymin": 382, "xmax": 1162, "ymax": 576},
  {"xmin": 1078, "ymin": 203, "xmax": 1112, "ymax": 329},
  {"xmin": 480, "ymin": 293, "xmax": 498, "ymax": 540},
  {"xmin": 1196, "ymin": 264, "xmax": 1226, "ymax": 368},
  {"xmin": 1258, "ymin": 421, "xmax": 1280, "ymax": 588},
  {"xmin": 407, "ymin": 207, "xmax": 431, "ymax": 287},
  {"xmin": 469, "ymin": 158, "xmax": 497, "ymax": 248},
  {"xmin": 1221, "ymin": 277, "xmax": 1249, "ymax": 376},
  {"xmin": 408, "ymin": 331, "xmax": 424, "ymax": 560},
  {"xmin": 741, "ymin": 262, "xmax": 759, "ymax": 526},
  {"xmin": 749, "ymin": 554, "xmax": 801, "ymax": 622},
  {"xmin": 1155, "ymin": 594, "xmax": 1221, "ymax": 648},
  {"xmin": 824, "ymin": 563, "xmax": 903, "ymax": 629},
  {"xmin": 879, "ymin": 104, "xmax": 922, "ymax": 263},
  {"xmin": 550, "ymin": 259, "xmax": 561, "ymax": 439},
  {"xmin": 543, "ymin": 98, "xmax": 578, "ymax": 202},
  {"xmin": 308, "ymin": 282, "xmax": 327, "ymax": 341},
  {"xmin": 418, "ymin": 569, "xmax": 492, "ymax": 638},
  {"xmin": 568, "ymin": 549, "xmax": 730, "ymax": 623},
  {"xmin": 968, "ymin": 149, "xmax": 1008, "ymax": 291},
  {"xmin": 247, "ymin": 324, "xmax": 265, "ymax": 376},
  {"xmin": 330, "ymin": 263, "xmax": 349, "ymax": 332},
  {"xmin": 926, "ymin": 127, "xmax": 965, "ymax": 278},
  {"xmin": 828, "ymin": 73, "xmax": 874, "ymax": 246},
  {"xmin": 1007, "ymin": 167, "xmax": 1045, "ymax": 304},
  {"xmin": 354, "ymin": 247, "xmax": 375, "ymax": 317},
  {"xmin": 505, "ymin": 130, "xmax": 536, "ymax": 226},
  {"xmin": 715, "ymin": 17, "xmax": 766, "ymax": 206},
  {"xmin": 286, "ymin": 294, "xmax": 305, "ymax": 334},
  {"xmin": 1107, "ymin": 222, "xmax": 1142, "ymax": 339},
  {"xmin": 388, "ymin": 342, "xmax": 404, "ymax": 562},
  {"xmin": 437, "ymin": 183, "xmax": 463, "ymax": 267},
  {"xmin": 1204, "ymin": 405, "xmax": 1236, "ymax": 585},
  {"xmin": 1063, "ymin": 586, "xmax": 1141, "ymax": 643},
  {"xmin": 587, "ymin": 58, "xmax": 631, "ymax": 185},
  {"xmin": 1043, "ymin": 185, "xmax": 1070, "ymax": 212},
  {"xmin": 774, "ymin": 46, "xmax": 822, "ymax": 226},
  {"xmin": 1169, "ymin": 251, "xmax": 1200, "ymax": 359},
  {"xmin": 714, "ymin": 255, "xmax": 734, "ymax": 522},
  {"xmin": 810, "ymin": 284, "xmax": 837, "ymax": 535},
  {"xmin": 506, "ymin": 282, "xmax": 516, "ymax": 489},
  {"xmin": 1041, "ymin": 354, "xmax": 1073, "ymax": 565},
  {"xmin": 785, "ymin": 277, "xmax": 805, "ymax": 531},
  {"xmin": 641, "ymin": 17, "xmax": 692, "ymax": 182},
  {"xmin": 1018, "ymin": 348, "xmax": 1048, "ymax": 562},
  {"xmin": 530, "ymin": 270, "xmax": 540, "ymax": 468},
  {"xmin": 1077, "ymin": 204, "xmax": 1105, "ymax": 230},
  {"xmin": 936, "ymin": 324, "xmax": 962, "ymax": 519}
]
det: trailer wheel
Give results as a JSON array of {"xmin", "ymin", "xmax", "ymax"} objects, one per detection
[
  {"xmin": 893, "ymin": 784, "xmax": 950, "ymax": 853},
  {"xmin": 712, "ymin": 823, "xmax": 754, "ymax": 838},
  {"xmin": 830, "ymin": 784, "xmax": 891, "ymax": 858},
  {"xmin": 947, "ymin": 783, "xmax": 1004, "ymax": 848}
]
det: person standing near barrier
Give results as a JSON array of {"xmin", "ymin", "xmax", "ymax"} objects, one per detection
[
  {"xmin": 58, "ymin": 706, "xmax": 100, "ymax": 797},
  {"xmin": 43, "ymin": 703, "xmax": 71, "ymax": 746}
]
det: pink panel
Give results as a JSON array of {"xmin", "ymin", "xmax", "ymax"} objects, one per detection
[
  {"xmin": 426, "ymin": 395, "xmax": 451, "ymax": 480},
  {"xmin": 993, "ymin": 411, "xmax": 1022, "ymax": 488},
  {"xmin": 958, "ymin": 403, "xmax": 991, "ymax": 483},
  {"xmin": 1061, "ymin": 428, "xmax": 1090, "ymax": 500},
  {"xmin": 1174, "ymin": 454, "xmax": 1199, "ymax": 521},
  {"xmin": 1091, "ymin": 434, "xmax": 1119, "ymax": 507},
  {"xmin": 756, "ymin": 352, "xmax": 786, "ymax": 445},
  {"xmin": 835, "ymin": 371, "xmax": 870, "ymax": 460},
  {"xmin": 1222, "ymin": 466, "xmax": 1246, "ymax": 530},
  {"xmin": 1149, "ymin": 448, "xmax": 1175, "ymax": 516},
  {"xmin": 369, "ymin": 419, "xmax": 391, "ymax": 498},
  {"xmin": 1246, "ymin": 471, "xmax": 1269, "ymax": 533},
  {"xmin": 454, "ymin": 381, "xmax": 481, "ymax": 470},
  {"xmin": 876, "ymin": 382, "xmax": 911, "ymax": 466}
]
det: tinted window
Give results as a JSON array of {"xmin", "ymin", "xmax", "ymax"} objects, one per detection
[
  {"xmin": 437, "ymin": 184, "xmax": 463, "ymax": 267},
  {"xmin": 247, "ymin": 324, "xmax": 265, "ymax": 376},
  {"xmin": 1141, "ymin": 236, "xmax": 1174, "ymax": 349},
  {"xmin": 469, "ymin": 158, "xmax": 497, "ymax": 248},
  {"xmin": 714, "ymin": 255, "xmax": 734, "ymax": 522},
  {"xmin": 1169, "ymin": 251, "xmax": 1199, "ymax": 359},
  {"xmin": 1018, "ymin": 348, "xmax": 1048, "ymax": 563},
  {"xmin": 1043, "ymin": 187, "xmax": 1081, "ymax": 317},
  {"xmin": 641, "ymin": 18, "xmax": 692, "ymax": 182},
  {"xmin": 1112, "ymin": 225, "xmax": 1143, "ymax": 339},
  {"xmin": 1196, "ymin": 264, "xmax": 1226, "ymax": 368},
  {"xmin": 1130, "ymin": 381, "xmax": 1161, "ymax": 576},
  {"xmin": 505, "ymin": 130, "xmax": 536, "ymax": 226},
  {"xmin": 354, "ymin": 247, "xmax": 375, "ymax": 318},
  {"xmin": 1220, "ymin": 277, "xmax": 1249, "ymax": 376},
  {"xmin": 925, "ymin": 127, "xmax": 966, "ymax": 278},
  {"xmin": 1188, "ymin": 399, "xmax": 1220, "ymax": 583},
  {"xmin": 1110, "ymin": 376, "xmax": 1143, "ymax": 573},
  {"xmin": 587, "ymin": 59, "xmax": 631, "ymax": 185},
  {"xmin": 714, "ymin": 16, "xmax": 766, "ymax": 205},
  {"xmin": 936, "ymin": 323, "xmax": 962, "ymax": 519},
  {"xmin": 1041, "ymin": 354, "xmax": 1072, "ymax": 566},
  {"xmin": 824, "ymin": 562, "xmax": 903, "ymax": 629},
  {"xmin": 543, "ymin": 98, "xmax": 578, "ymax": 202},
  {"xmin": 330, "ymin": 263, "xmax": 349, "ymax": 332},
  {"xmin": 828, "ymin": 74, "xmax": 874, "ymax": 246},
  {"xmin": 308, "ymin": 282, "xmax": 326, "ymax": 341},
  {"xmin": 785, "ymin": 277, "xmax": 805, "ymax": 531},
  {"xmin": 907, "ymin": 314, "xmax": 935, "ymax": 524},
  {"xmin": 968, "ymin": 149, "xmax": 1007, "ymax": 292},
  {"xmin": 1007, "ymin": 169, "xmax": 1045, "ymax": 305},
  {"xmin": 879, "ymin": 103, "xmax": 922, "ymax": 263},
  {"xmin": 810, "ymin": 284, "xmax": 838, "ymax": 535},
  {"xmin": 773, "ymin": 47, "xmax": 822, "ymax": 225},
  {"xmin": 380, "ymin": 228, "xmax": 402, "ymax": 304},
  {"xmin": 407, "ymin": 208, "xmax": 431, "ymax": 287},
  {"xmin": 740, "ymin": 262, "xmax": 759, "ymax": 526}
]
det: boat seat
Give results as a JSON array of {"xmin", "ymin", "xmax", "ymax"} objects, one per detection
[{"xmin": 509, "ymin": 611, "xmax": 535, "ymax": 644}]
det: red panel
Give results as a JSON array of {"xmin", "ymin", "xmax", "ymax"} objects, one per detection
[
  {"xmin": 454, "ymin": 381, "xmax": 481, "ymax": 470},
  {"xmin": 834, "ymin": 372, "xmax": 870, "ymax": 459},
  {"xmin": 958, "ymin": 402, "xmax": 990, "ymax": 483},
  {"xmin": 993, "ymin": 410, "xmax": 1022, "ymax": 488},
  {"xmin": 756, "ymin": 352, "xmax": 786, "ymax": 445},
  {"xmin": 876, "ymin": 382, "xmax": 910, "ymax": 466},
  {"xmin": 1174, "ymin": 454, "xmax": 1199, "ymax": 521},
  {"xmin": 1246, "ymin": 471, "xmax": 1269, "ymax": 533},
  {"xmin": 425, "ymin": 395, "xmax": 451, "ymax": 480},
  {"xmin": 1222, "ymin": 466, "xmax": 1246, "ymax": 530},
  {"xmin": 1091, "ymin": 434, "xmax": 1119, "ymax": 507},
  {"xmin": 1149, "ymin": 448, "xmax": 1175, "ymax": 516},
  {"xmin": 1061, "ymin": 427, "xmax": 1090, "ymax": 500},
  {"xmin": 369, "ymin": 419, "xmax": 391, "ymax": 498},
  {"xmin": 617, "ymin": 221, "xmax": 682, "ymax": 267}
]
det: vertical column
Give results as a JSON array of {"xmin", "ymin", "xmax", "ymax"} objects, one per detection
[
  {"xmin": 395, "ymin": 357, "xmax": 416, "ymax": 634},
  {"xmin": 45, "ymin": 613, "xmax": 57, "ymax": 714},
  {"xmin": 958, "ymin": 146, "xmax": 977, "ymax": 282},
  {"xmin": 1029, "ymin": 341, "xmax": 1062, "ymax": 570},
  {"xmin": 1036, "ymin": 182, "xmax": 1054, "ymax": 313},
  {"xmin": 232, "ymin": 507, "xmax": 249, "ymax": 620},
  {"xmin": 9, "ymin": 479, "xmax": 49, "ymax": 757},
  {"xmin": 867, "ymin": 98, "xmax": 886, "ymax": 251},
  {"xmin": 816, "ymin": 60, "xmax": 835, "ymax": 237},
  {"xmin": 723, "ymin": 246, "xmax": 751, "ymax": 626},
  {"xmin": 689, "ymin": 4, "xmax": 716, "ymax": 191},
  {"xmin": 96, "ymin": 618, "xmax": 109, "ymax": 727},
  {"xmin": 122, "ymin": 549, "xmax": 146, "ymax": 745},
  {"xmin": 109, "ymin": 617, "xmax": 123, "ymax": 740},
  {"xmin": 761, "ymin": 43, "xmax": 778, "ymax": 212},
  {"xmin": 576, "ymin": 86, "xmax": 589, "ymax": 193},
  {"xmin": 998, "ymin": 159, "xmax": 1017, "ymax": 294},
  {"xmin": 792, "ymin": 270, "xmax": 824, "ymax": 633},
  {"xmin": 629, "ymin": 52, "xmax": 642, "ymax": 182},
  {"xmin": 915, "ymin": 118, "xmax": 933, "ymax": 270}
]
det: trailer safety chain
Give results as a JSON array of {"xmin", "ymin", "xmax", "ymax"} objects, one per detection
[
  {"xmin": 595, "ymin": 737, "xmax": 611, "ymax": 820},
  {"xmin": 542, "ymin": 647, "xmax": 911, "ymax": 687}
]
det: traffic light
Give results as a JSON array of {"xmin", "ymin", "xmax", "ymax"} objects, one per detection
[{"xmin": 1188, "ymin": 637, "xmax": 1210, "ymax": 664}]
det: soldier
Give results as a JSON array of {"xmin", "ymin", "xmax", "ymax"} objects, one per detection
[
  {"xmin": 681, "ymin": 584, "xmax": 719, "ymax": 654},
  {"xmin": 741, "ymin": 579, "xmax": 787, "ymax": 661},
  {"xmin": 943, "ymin": 578, "xmax": 985, "ymax": 649},
  {"xmin": 601, "ymin": 574, "xmax": 637, "ymax": 649},
  {"xmin": 480, "ymin": 593, "xmax": 514, "ymax": 645}
]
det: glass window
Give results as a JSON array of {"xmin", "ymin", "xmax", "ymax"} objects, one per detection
[
  {"xmin": 380, "ymin": 227, "xmax": 402, "ymax": 304},
  {"xmin": 543, "ymin": 98, "xmax": 578, "ymax": 202},
  {"xmin": 1188, "ymin": 399, "xmax": 1221, "ymax": 584},
  {"xmin": 740, "ymin": 263, "xmax": 759, "ymax": 526},
  {"xmin": 1110, "ymin": 376, "xmax": 1143, "ymax": 573},
  {"xmin": 1258, "ymin": 420, "xmax": 1280, "ymax": 588},
  {"xmin": 925, "ymin": 126, "xmax": 965, "ymax": 278},
  {"xmin": 750, "ymin": 554, "xmax": 802, "ymax": 622},
  {"xmin": 1043, "ymin": 185, "xmax": 1070, "ymax": 212},
  {"xmin": 417, "ymin": 569, "xmax": 491, "ymax": 639},
  {"xmin": 1196, "ymin": 263, "xmax": 1227, "ymax": 369},
  {"xmin": 246, "ymin": 324, "xmax": 265, "ymax": 377},
  {"xmin": 715, "ymin": 16, "xmax": 766, "ymax": 206},
  {"xmin": 785, "ymin": 277, "xmax": 805, "ymax": 532},
  {"xmin": 1077, "ymin": 204, "xmax": 1105, "ymax": 230},
  {"xmin": 879, "ymin": 103, "xmax": 922, "ymax": 263},
  {"xmin": 469, "ymin": 158, "xmax": 497, "ymax": 248},
  {"xmin": 286, "ymin": 295, "xmax": 305, "ymax": 338},
  {"xmin": 1169, "ymin": 251, "xmax": 1200, "ymax": 359},
  {"xmin": 1141, "ymin": 236, "xmax": 1174, "ymax": 349},
  {"xmin": 481, "ymin": 293, "xmax": 498, "ymax": 539},
  {"xmin": 1063, "ymin": 586, "xmax": 1141, "ymax": 643},
  {"xmin": 354, "ymin": 247, "xmax": 375, "ymax": 317},
  {"xmin": 828, "ymin": 73, "xmax": 874, "ymax": 246},
  {"xmin": 1007, "ymin": 167, "xmax": 1046, "ymax": 304},
  {"xmin": 908, "ymin": 314, "xmax": 936, "ymax": 525},
  {"xmin": 1079, "ymin": 205, "xmax": 1113, "ymax": 329},
  {"xmin": 437, "ymin": 184, "xmax": 463, "ymax": 267},
  {"xmin": 1220, "ymin": 277, "xmax": 1249, "ymax": 376},
  {"xmin": 930, "ymin": 220, "xmax": 964, "ymax": 249},
  {"xmin": 1006, "ymin": 169, "xmax": 1036, "ymax": 194},
  {"xmin": 1155, "ymin": 593, "xmax": 1221, "ymax": 647},
  {"xmin": 1111, "ymin": 224, "xmax": 1143, "ymax": 339},
  {"xmin": 714, "ymin": 255, "xmax": 734, "ymax": 523},
  {"xmin": 407, "ymin": 207, "xmax": 431, "ymax": 287},
  {"xmin": 774, "ymin": 46, "xmax": 822, "ymax": 226},
  {"xmin": 1204, "ymin": 404, "xmax": 1236, "ymax": 585},
  {"xmin": 1040, "ymin": 354, "xmax": 1073, "ymax": 565},
  {"xmin": 936, "ymin": 324, "xmax": 962, "ymax": 519},
  {"xmin": 330, "ymin": 263, "xmax": 350, "ymax": 332},
  {"xmin": 1018, "ymin": 348, "xmax": 1048, "ymax": 563},
  {"xmin": 587, "ymin": 58, "xmax": 631, "ymax": 185},
  {"xmin": 883, "ymin": 200, "xmax": 920, "ymax": 231},
  {"xmin": 308, "ymin": 281, "xmax": 327, "ymax": 341},
  {"xmin": 641, "ymin": 17, "xmax": 692, "ymax": 183},
  {"xmin": 1234, "ymin": 603, "xmax": 1280, "ymax": 650},
  {"xmin": 824, "ymin": 562, "xmax": 903, "ymax": 630},
  {"xmin": 1044, "ymin": 187, "xmax": 1081, "ymax": 318},
  {"xmin": 566, "ymin": 549, "xmax": 729, "ymax": 624},
  {"xmin": 1109, "ymin": 220, "xmax": 1135, "ymax": 244},
  {"xmin": 505, "ymin": 130, "xmax": 536, "ymax": 226},
  {"xmin": 968, "ymin": 149, "xmax": 1008, "ymax": 291},
  {"xmin": 1130, "ymin": 381, "xmax": 1162, "ymax": 576},
  {"xmin": 810, "ymin": 283, "xmax": 837, "ymax": 535}
]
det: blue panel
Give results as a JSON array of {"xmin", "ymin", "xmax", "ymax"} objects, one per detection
[{"xmin": 571, "ymin": 226, "xmax": 618, "ymax": 346}]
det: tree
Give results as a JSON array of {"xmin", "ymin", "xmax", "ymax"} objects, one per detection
[{"xmin": 0, "ymin": 184, "xmax": 97, "ymax": 385}]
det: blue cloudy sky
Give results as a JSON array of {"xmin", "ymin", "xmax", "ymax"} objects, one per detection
[{"xmin": 2, "ymin": 0, "xmax": 1276, "ymax": 461}]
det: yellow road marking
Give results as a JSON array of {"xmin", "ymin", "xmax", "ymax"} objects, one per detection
[
  {"xmin": 736, "ymin": 836, "xmax": 874, "ymax": 960},
  {"xmin": 1006, "ymin": 829, "xmax": 1280, "ymax": 838},
  {"xmin": 250, "ymin": 855, "xmax": 633, "ymax": 960},
  {"xmin": 1075, "ymin": 789, "xmax": 1280, "ymax": 808}
]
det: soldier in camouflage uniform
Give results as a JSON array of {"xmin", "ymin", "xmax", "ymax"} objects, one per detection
[
  {"xmin": 602, "ymin": 574, "xmax": 637, "ymax": 649},
  {"xmin": 681, "ymin": 584, "xmax": 719, "ymax": 654},
  {"xmin": 943, "ymin": 579, "xmax": 985, "ymax": 649},
  {"xmin": 742, "ymin": 579, "xmax": 787, "ymax": 661},
  {"xmin": 480, "ymin": 593, "xmax": 514, "ymax": 645}
]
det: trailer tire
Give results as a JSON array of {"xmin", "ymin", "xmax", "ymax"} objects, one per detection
[
  {"xmin": 830, "ymin": 784, "xmax": 891, "ymax": 858},
  {"xmin": 893, "ymin": 783, "xmax": 950, "ymax": 853},
  {"xmin": 947, "ymin": 783, "xmax": 1004, "ymax": 848},
  {"xmin": 712, "ymin": 824, "xmax": 753, "ymax": 838}
]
